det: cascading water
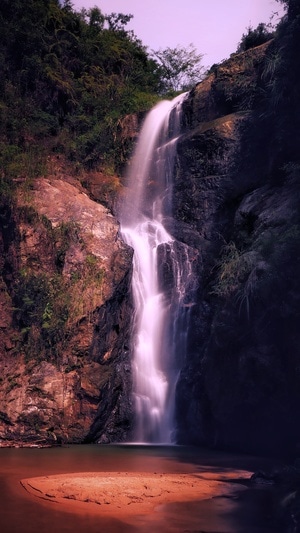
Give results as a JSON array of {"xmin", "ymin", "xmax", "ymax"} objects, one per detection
[{"xmin": 120, "ymin": 93, "xmax": 196, "ymax": 443}]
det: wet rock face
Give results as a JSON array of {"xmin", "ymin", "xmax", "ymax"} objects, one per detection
[
  {"xmin": 0, "ymin": 175, "xmax": 133, "ymax": 445},
  {"xmin": 174, "ymin": 42, "xmax": 300, "ymax": 456}
]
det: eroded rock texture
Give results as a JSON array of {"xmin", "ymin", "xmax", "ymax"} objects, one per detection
[
  {"xmin": 0, "ymin": 169, "xmax": 133, "ymax": 445},
  {"xmin": 1, "ymin": 15, "xmax": 300, "ymax": 456},
  {"xmin": 174, "ymin": 38, "xmax": 300, "ymax": 456}
]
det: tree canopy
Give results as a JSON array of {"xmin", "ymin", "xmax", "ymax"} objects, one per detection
[
  {"xmin": 153, "ymin": 44, "xmax": 204, "ymax": 93},
  {"xmin": 237, "ymin": 23, "xmax": 274, "ymax": 53},
  {"xmin": 0, "ymin": 0, "xmax": 162, "ymax": 172},
  {"xmin": 275, "ymin": 0, "xmax": 299, "ymax": 19},
  {"xmin": 0, "ymin": 0, "xmax": 205, "ymax": 176}
]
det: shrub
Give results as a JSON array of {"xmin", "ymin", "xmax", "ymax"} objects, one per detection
[
  {"xmin": 211, "ymin": 242, "xmax": 254, "ymax": 299},
  {"xmin": 12, "ymin": 271, "xmax": 69, "ymax": 360},
  {"xmin": 237, "ymin": 23, "xmax": 274, "ymax": 53}
]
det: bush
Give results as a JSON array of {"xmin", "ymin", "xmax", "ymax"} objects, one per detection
[
  {"xmin": 12, "ymin": 271, "xmax": 69, "ymax": 360},
  {"xmin": 237, "ymin": 23, "xmax": 274, "ymax": 53},
  {"xmin": 211, "ymin": 242, "xmax": 254, "ymax": 299}
]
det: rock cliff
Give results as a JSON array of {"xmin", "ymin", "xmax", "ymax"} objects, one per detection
[
  {"xmin": 174, "ymin": 30, "xmax": 300, "ymax": 456},
  {"xmin": 1, "ymin": 8, "xmax": 300, "ymax": 456},
  {"xmin": 0, "ymin": 160, "xmax": 133, "ymax": 445}
]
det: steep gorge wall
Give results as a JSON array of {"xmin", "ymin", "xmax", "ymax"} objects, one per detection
[
  {"xmin": 1, "ymin": 15, "xmax": 300, "ymax": 455},
  {"xmin": 0, "ymin": 163, "xmax": 133, "ymax": 445},
  {"xmin": 174, "ymin": 36, "xmax": 300, "ymax": 456}
]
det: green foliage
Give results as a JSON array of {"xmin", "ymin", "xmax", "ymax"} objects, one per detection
[
  {"xmin": 0, "ymin": 0, "xmax": 163, "ymax": 173},
  {"xmin": 261, "ymin": 48, "xmax": 282, "ymax": 83},
  {"xmin": 12, "ymin": 270, "xmax": 69, "ymax": 360},
  {"xmin": 212, "ymin": 223, "xmax": 300, "ymax": 313},
  {"xmin": 153, "ymin": 44, "xmax": 204, "ymax": 93},
  {"xmin": 233, "ymin": 224, "xmax": 300, "ymax": 319},
  {"xmin": 1, "ymin": 144, "xmax": 47, "ymax": 181},
  {"xmin": 85, "ymin": 254, "xmax": 105, "ymax": 284},
  {"xmin": 53, "ymin": 221, "xmax": 81, "ymax": 270},
  {"xmin": 0, "ymin": 0, "xmax": 209, "ymax": 171},
  {"xmin": 211, "ymin": 242, "xmax": 254, "ymax": 299},
  {"xmin": 8, "ymin": 209, "xmax": 107, "ymax": 361},
  {"xmin": 105, "ymin": 12, "xmax": 133, "ymax": 32},
  {"xmin": 0, "ymin": 143, "xmax": 47, "ymax": 207},
  {"xmin": 237, "ymin": 23, "xmax": 274, "ymax": 53}
]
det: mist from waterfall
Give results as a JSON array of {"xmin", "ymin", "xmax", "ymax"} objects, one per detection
[{"xmin": 120, "ymin": 93, "xmax": 196, "ymax": 443}]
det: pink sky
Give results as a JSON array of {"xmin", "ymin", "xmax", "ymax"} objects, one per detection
[{"xmin": 71, "ymin": 0, "xmax": 284, "ymax": 68}]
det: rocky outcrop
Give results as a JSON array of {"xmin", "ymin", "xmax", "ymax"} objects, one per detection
[
  {"xmin": 174, "ymin": 39, "xmax": 300, "ymax": 456},
  {"xmin": 0, "ymin": 164, "xmax": 133, "ymax": 445},
  {"xmin": 1, "ymin": 18, "xmax": 299, "ymax": 456}
]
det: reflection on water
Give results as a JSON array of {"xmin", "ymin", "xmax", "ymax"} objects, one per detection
[{"xmin": 0, "ymin": 445, "xmax": 280, "ymax": 532}]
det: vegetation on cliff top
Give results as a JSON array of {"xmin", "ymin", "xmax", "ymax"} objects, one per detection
[
  {"xmin": 0, "ymin": 0, "xmax": 161, "ymax": 177},
  {"xmin": 0, "ymin": 0, "xmax": 205, "ymax": 183}
]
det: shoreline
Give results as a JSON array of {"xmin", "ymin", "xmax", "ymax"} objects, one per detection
[{"xmin": 20, "ymin": 470, "xmax": 252, "ymax": 519}]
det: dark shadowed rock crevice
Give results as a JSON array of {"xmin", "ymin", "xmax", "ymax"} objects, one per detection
[{"xmin": 173, "ymin": 32, "xmax": 300, "ymax": 457}]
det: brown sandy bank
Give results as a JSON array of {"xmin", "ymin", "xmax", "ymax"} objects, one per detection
[{"xmin": 21, "ymin": 469, "xmax": 252, "ymax": 517}]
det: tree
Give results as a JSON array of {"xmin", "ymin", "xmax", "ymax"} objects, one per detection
[
  {"xmin": 275, "ymin": 0, "xmax": 300, "ymax": 19},
  {"xmin": 0, "ymin": 0, "xmax": 163, "ymax": 171},
  {"xmin": 152, "ymin": 44, "xmax": 204, "ymax": 94},
  {"xmin": 87, "ymin": 7, "xmax": 105, "ymax": 31},
  {"xmin": 237, "ymin": 23, "xmax": 274, "ymax": 53},
  {"xmin": 105, "ymin": 12, "xmax": 133, "ymax": 32}
]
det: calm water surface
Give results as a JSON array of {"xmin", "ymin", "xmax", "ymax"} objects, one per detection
[{"xmin": 0, "ymin": 444, "xmax": 281, "ymax": 532}]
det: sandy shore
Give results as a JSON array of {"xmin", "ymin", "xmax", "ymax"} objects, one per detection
[{"xmin": 21, "ymin": 469, "xmax": 252, "ymax": 517}]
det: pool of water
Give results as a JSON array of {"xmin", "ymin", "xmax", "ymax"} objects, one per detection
[{"xmin": 0, "ymin": 444, "xmax": 281, "ymax": 532}]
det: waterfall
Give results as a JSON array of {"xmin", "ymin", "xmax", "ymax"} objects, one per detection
[{"xmin": 120, "ymin": 93, "xmax": 196, "ymax": 444}]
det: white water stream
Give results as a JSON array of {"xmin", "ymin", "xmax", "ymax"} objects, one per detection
[{"xmin": 120, "ymin": 94, "xmax": 195, "ymax": 443}]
